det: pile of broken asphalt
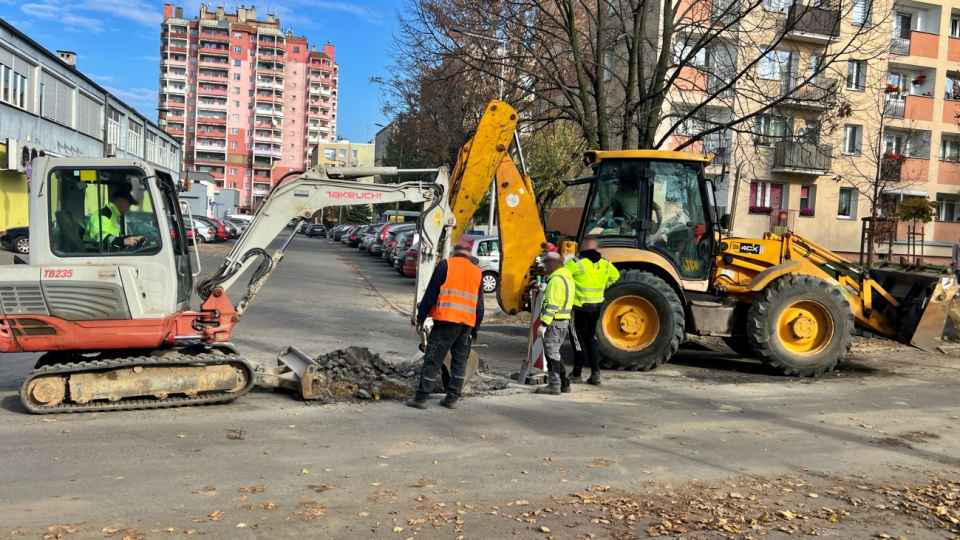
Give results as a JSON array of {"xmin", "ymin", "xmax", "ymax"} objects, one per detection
[{"xmin": 306, "ymin": 346, "xmax": 512, "ymax": 403}]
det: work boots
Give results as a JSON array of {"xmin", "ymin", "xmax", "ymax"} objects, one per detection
[
  {"xmin": 587, "ymin": 373, "xmax": 601, "ymax": 385},
  {"xmin": 535, "ymin": 385, "xmax": 561, "ymax": 395}
]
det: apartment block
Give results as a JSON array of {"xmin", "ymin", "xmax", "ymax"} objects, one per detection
[
  {"xmin": 159, "ymin": 4, "xmax": 339, "ymax": 213},
  {"xmin": 662, "ymin": 0, "xmax": 960, "ymax": 263}
]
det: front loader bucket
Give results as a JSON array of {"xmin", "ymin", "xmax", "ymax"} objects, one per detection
[
  {"xmin": 907, "ymin": 277, "xmax": 960, "ymax": 351},
  {"xmin": 872, "ymin": 268, "xmax": 960, "ymax": 352}
]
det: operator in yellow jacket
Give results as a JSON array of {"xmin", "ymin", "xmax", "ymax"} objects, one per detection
[
  {"xmin": 566, "ymin": 235, "xmax": 620, "ymax": 385},
  {"xmin": 535, "ymin": 251, "xmax": 575, "ymax": 395},
  {"xmin": 84, "ymin": 187, "xmax": 147, "ymax": 251}
]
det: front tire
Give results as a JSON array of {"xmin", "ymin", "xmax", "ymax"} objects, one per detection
[
  {"xmin": 13, "ymin": 235, "xmax": 28, "ymax": 254},
  {"xmin": 597, "ymin": 271, "xmax": 684, "ymax": 371},
  {"xmin": 481, "ymin": 272, "xmax": 499, "ymax": 294},
  {"xmin": 746, "ymin": 275, "xmax": 853, "ymax": 376}
]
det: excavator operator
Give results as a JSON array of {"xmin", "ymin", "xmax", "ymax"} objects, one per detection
[{"xmin": 84, "ymin": 187, "xmax": 147, "ymax": 251}]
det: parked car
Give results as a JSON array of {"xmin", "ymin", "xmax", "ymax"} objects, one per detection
[
  {"xmin": 184, "ymin": 217, "xmax": 216, "ymax": 244},
  {"xmin": 457, "ymin": 235, "xmax": 501, "ymax": 293},
  {"xmin": 330, "ymin": 224, "xmax": 350, "ymax": 241},
  {"xmin": 223, "ymin": 218, "xmax": 248, "ymax": 237},
  {"xmin": 390, "ymin": 230, "xmax": 419, "ymax": 267},
  {"xmin": 306, "ymin": 224, "xmax": 327, "ymax": 238},
  {"xmin": 340, "ymin": 225, "xmax": 357, "ymax": 245},
  {"xmin": 362, "ymin": 224, "xmax": 388, "ymax": 253},
  {"xmin": 402, "ymin": 242, "xmax": 420, "ymax": 278},
  {"xmin": 1, "ymin": 226, "xmax": 29, "ymax": 254},
  {"xmin": 346, "ymin": 225, "xmax": 372, "ymax": 247},
  {"xmin": 298, "ymin": 221, "xmax": 314, "ymax": 234},
  {"xmin": 192, "ymin": 216, "xmax": 226, "ymax": 242},
  {"xmin": 220, "ymin": 220, "xmax": 239, "ymax": 239},
  {"xmin": 375, "ymin": 223, "xmax": 415, "ymax": 258}
]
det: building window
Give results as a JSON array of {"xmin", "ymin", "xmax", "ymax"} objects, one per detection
[
  {"xmin": 942, "ymin": 138, "xmax": 960, "ymax": 161},
  {"xmin": 748, "ymin": 182, "xmax": 784, "ymax": 213},
  {"xmin": 245, "ymin": 171, "xmax": 252, "ymax": 177},
  {"xmin": 323, "ymin": 148, "xmax": 336, "ymax": 160},
  {"xmin": 938, "ymin": 194, "xmax": 960, "ymax": 221},
  {"xmin": 234, "ymin": 87, "xmax": 240, "ymax": 94},
  {"xmin": 233, "ymin": 73, "xmax": 241, "ymax": 80},
  {"xmin": 754, "ymin": 115, "xmax": 790, "ymax": 145},
  {"xmin": 852, "ymin": 0, "xmax": 872, "ymax": 26},
  {"xmin": 838, "ymin": 187, "xmax": 857, "ymax": 218},
  {"xmin": 235, "ymin": 46, "xmax": 242, "ymax": 53},
  {"xmin": 234, "ymin": 60, "xmax": 241, "ymax": 66},
  {"xmin": 339, "ymin": 149, "xmax": 346, "ymax": 157},
  {"xmin": 799, "ymin": 185, "xmax": 816, "ymax": 216},
  {"xmin": 294, "ymin": 46, "xmax": 300, "ymax": 53},
  {"xmin": 232, "ymin": 114, "xmax": 240, "ymax": 121},
  {"xmin": 246, "ymin": 143, "xmax": 252, "ymax": 150},
  {"xmin": 230, "ymin": 168, "xmax": 237, "ymax": 175},
  {"xmin": 234, "ymin": 32, "xmax": 242, "ymax": 39},
  {"xmin": 843, "ymin": 125, "xmax": 862, "ymax": 155},
  {"xmin": 846, "ymin": 61, "xmax": 866, "ymax": 91},
  {"xmin": 231, "ymin": 128, "xmax": 239, "ymax": 135},
  {"xmin": 952, "ymin": 18, "xmax": 960, "ymax": 38},
  {"xmin": 231, "ymin": 141, "xmax": 239, "ymax": 149}
]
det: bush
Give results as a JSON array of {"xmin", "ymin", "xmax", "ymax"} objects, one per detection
[
  {"xmin": 749, "ymin": 206, "xmax": 773, "ymax": 214},
  {"xmin": 895, "ymin": 197, "xmax": 938, "ymax": 223}
]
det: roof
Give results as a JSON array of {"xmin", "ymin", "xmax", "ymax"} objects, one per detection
[{"xmin": 584, "ymin": 150, "xmax": 714, "ymax": 164}]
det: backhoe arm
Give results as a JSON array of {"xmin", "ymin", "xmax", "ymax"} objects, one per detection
[{"xmin": 194, "ymin": 165, "xmax": 453, "ymax": 340}]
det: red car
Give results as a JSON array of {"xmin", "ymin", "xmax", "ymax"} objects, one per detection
[
  {"xmin": 209, "ymin": 218, "xmax": 228, "ymax": 241},
  {"xmin": 402, "ymin": 242, "xmax": 419, "ymax": 278}
]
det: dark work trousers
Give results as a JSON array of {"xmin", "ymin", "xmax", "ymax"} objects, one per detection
[
  {"xmin": 415, "ymin": 321, "xmax": 473, "ymax": 403},
  {"xmin": 570, "ymin": 306, "xmax": 601, "ymax": 376}
]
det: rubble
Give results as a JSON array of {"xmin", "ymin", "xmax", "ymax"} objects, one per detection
[{"xmin": 306, "ymin": 346, "xmax": 512, "ymax": 403}]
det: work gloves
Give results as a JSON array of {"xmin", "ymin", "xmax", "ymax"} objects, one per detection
[{"xmin": 537, "ymin": 324, "xmax": 547, "ymax": 339}]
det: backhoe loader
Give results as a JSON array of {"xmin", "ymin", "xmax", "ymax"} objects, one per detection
[{"xmin": 566, "ymin": 149, "xmax": 959, "ymax": 376}]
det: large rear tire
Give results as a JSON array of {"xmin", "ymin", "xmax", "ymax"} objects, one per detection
[
  {"xmin": 597, "ymin": 271, "xmax": 684, "ymax": 371},
  {"xmin": 746, "ymin": 274, "xmax": 853, "ymax": 376}
]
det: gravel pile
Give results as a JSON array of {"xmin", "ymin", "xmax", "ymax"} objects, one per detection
[{"xmin": 307, "ymin": 346, "xmax": 513, "ymax": 403}]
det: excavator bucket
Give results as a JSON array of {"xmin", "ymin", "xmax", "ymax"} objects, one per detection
[
  {"xmin": 870, "ymin": 268, "xmax": 960, "ymax": 352},
  {"xmin": 253, "ymin": 345, "xmax": 320, "ymax": 399}
]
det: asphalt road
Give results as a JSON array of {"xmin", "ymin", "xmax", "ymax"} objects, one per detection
[{"xmin": 2, "ymin": 234, "xmax": 960, "ymax": 538}]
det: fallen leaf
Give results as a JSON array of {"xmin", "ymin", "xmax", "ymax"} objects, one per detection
[
  {"xmin": 288, "ymin": 425, "xmax": 296, "ymax": 428},
  {"xmin": 300, "ymin": 469, "xmax": 309, "ymax": 475},
  {"xmin": 238, "ymin": 486, "xmax": 266, "ymax": 493},
  {"xmin": 808, "ymin": 493, "xmax": 819, "ymax": 498},
  {"xmin": 378, "ymin": 455, "xmax": 389, "ymax": 459},
  {"xmin": 778, "ymin": 510, "xmax": 796, "ymax": 520},
  {"xmin": 539, "ymin": 526, "xmax": 552, "ymax": 533},
  {"xmin": 208, "ymin": 510, "xmax": 225, "ymax": 521},
  {"xmin": 393, "ymin": 526, "xmax": 404, "ymax": 532},
  {"xmin": 323, "ymin": 468, "xmax": 333, "ymax": 472},
  {"xmin": 62, "ymin": 430, "xmax": 70, "ymax": 434},
  {"xmin": 371, "ymin": 482, "xmax": 382, "ymax": 486},
  {"xmin": 177, "ymin": 434, "xmax": 186, "ymax": 438},
  {"xmin": 236, "ymin": 523, "xmax": 246, "ymax": 528}
]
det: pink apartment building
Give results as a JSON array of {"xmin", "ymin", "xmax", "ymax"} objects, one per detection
[{"xmin": 158, "ymin": 4, "xmax": 339, "ymax": 212}]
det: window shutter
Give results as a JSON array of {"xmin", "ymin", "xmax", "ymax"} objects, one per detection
[
  {"xmin": 855, "ymin": 127, "xmax": 863, "ymax": 154},
  {"xmin": 749, "ymin": 182, "xmax": 759, "ymax": 206},
  {"xmin": 770, "ymin": 183, "xmax": 784, "ymax": 210}
]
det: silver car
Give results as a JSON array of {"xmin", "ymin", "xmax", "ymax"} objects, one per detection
[
  {"xmin": 459, "ymin": 235, "xmax": 500, "ymax": 293},
  {"xmin": 185, "ymin": 217, "xmax": 216, "ymax": 244}
]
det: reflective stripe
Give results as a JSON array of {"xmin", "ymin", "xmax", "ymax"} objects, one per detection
[
  {"xmin": 544, "ymin": 304, "xmax": 561, "ymax": 311},
  {"xmin": 578, "ymin": 287, "xmax": 605, "ymax": 293},
  {"xmin": 575, "ymin": 258, "xmax": 586, "ymax": 274},
  {"xmin": 439, "ymin": 288, "xmax": 478, "ymax": 301},
  {"xmin": 434, "ymin": 302, "xmax": 477, "ymax": 313},
  {"xmin": 574, "ymin": 294, "xmax": 602, "ymax": 302}
]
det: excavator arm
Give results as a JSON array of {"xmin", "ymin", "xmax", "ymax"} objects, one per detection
[{"xmin": 190, "ymin": 165, "xmax": 454, "ymax": 342}]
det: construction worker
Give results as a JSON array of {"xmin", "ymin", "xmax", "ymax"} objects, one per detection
[
  {"xmin": 536, "ymin": 251, "xmax": 575, "ymax": 395},
  {"xmin": 84, "ymin": 187, "xmax": 146, "ymax": 251},
  {"xmin": 408, "ymin": 243, "xmax": 484, "ymax": 410},
  {"xmin": 566, "ymin": 236, "xmax": 620, "ymax": 385}
]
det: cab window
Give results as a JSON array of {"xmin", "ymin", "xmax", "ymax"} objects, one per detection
[
  {"xmin": 583, "ymin": 161, "xmax": 645, "ymax": 238},
  {"xmin": 643, "ymin": 161, "xmax": 709, "ymax": 280},
  {"xmin": 47, "ymin": 167, "xmax": 162, "ymax": 257}
]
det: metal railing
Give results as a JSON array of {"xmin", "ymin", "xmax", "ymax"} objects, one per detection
[
  {"xmin": 772, "ymin": 140, "xmax": 832, "ymax": 172},
  {"xmin": 891, "ymin": 37, "xmax": 911, "ymax": 56},
  {"xmin": 884, "ymin": 99, "xmax": 905, "ymax": 118},
  {"xmin": 781, "ymin": 77, "xmax": 839, "ymax": 105}
]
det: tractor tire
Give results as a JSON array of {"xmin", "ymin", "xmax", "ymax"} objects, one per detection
[
  {"xmin": 746, "ymin": 274, "xmax": 853, "ymax": 376},
  {"xmin": 721, "ymin": 336, "xmax": 755, "ymax": 358},
  {"xmin": 596, "ymin": 271, "xmax": 685, "ymax": 371}
]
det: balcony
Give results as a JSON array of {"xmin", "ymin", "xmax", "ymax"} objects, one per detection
[
  {"xmin": 199, "ymin": 31, "xmax": 229, "ymax": 41},
  {"xmin": 784, "ymin": 1, "xmax": 840, "ymax": 44},
  {"xmin": 307, "ymin": 136, "xmax": 319, "ymax": 144},
  {"xmin": 161, "ymin": 45, "xmax": 188, "ymax": 54},
  {"xmin": 781, "ymin": 77, "xmax": 838, "ymax": 110},
  {"xmin": 702, "ymin": 134, "xmax": 730, "ymax": 166},
  {"xmin": 196, "ymin": 142, "xmax": 227, "ymax": 152},
  {"xmin": 162, "ymin": 70, "xmax": 187, "ymax": 80},
  {"xmin": 199, "ymin": 57, "xmax": 230, "ymax": 67},
  {"xmin": 891, "ymin": 31, "xmax": 940, "ymax": 60},
  {"xmin": 162, "ymin": 86, "xmax": 187, "ymax": 94},
  {"xmin": 199, "ymin": 46, "xmax": 229, "ymax": 56},
  {"xmin": 771, "ymin": 141, "xmax": 832, "ymax": 174},
  {"xmin": 309, "ymin": 87, "xmax": 321, "ymax": 96},
  {"xmin": 881, "ymin": 157, "xmax": 929, "ymax": 183}
]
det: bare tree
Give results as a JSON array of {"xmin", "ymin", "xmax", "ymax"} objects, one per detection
[
  {"xmin": 392, "ymin": 0, "xmax": 890, "ymax": 153},
  {"xmin": 833, "ymin": 70, "xmax": 932, "ymax": 269}
]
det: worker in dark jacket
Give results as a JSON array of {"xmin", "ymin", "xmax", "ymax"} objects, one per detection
[{"xmin": 408, "ymin": 243, "xmax": 484, "ymax": 410}]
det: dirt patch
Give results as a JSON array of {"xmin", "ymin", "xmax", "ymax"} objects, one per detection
[
  {"xmin": 307, "ymin": 346, "xmax": 512, "ymax": 403},
  {"xmin": 878, "ymin": 431, "xmax": 941, "ymax": 449}
]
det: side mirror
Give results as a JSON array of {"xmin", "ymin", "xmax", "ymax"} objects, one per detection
[{"xmin": 719, "ymin": 214, "xmax": 731, "ymax": 230}]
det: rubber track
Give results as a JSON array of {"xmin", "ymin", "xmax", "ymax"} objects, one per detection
[{"xmin": 19, "ymin": 354, "xmax": 256, "ymax": 414}]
